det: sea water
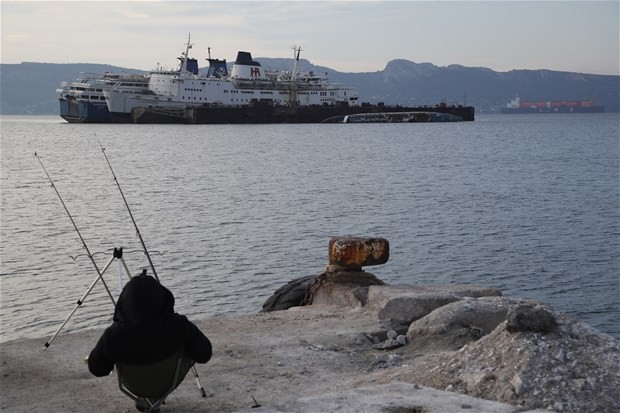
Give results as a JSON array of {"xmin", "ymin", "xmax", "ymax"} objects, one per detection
[{"xmin": 1, "ymin": 114, "xmax": 618, "ymax": 343}]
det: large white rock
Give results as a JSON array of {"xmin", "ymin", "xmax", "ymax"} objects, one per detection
[
  {"xmin": 367, "ymin": 284, "xmax": 502, "ymax": 324},
  {"xmin": 406, "ymin": 296, "xmax": 517, "ymax": 343}
]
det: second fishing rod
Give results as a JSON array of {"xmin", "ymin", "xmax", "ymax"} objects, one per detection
[
  {"xmin": 99, "ymin": 143, "xmax": 207, "ymax": 397},
  {"xmin": 98, "ymin": 142, "xmax": 159, "ymax": 283}
]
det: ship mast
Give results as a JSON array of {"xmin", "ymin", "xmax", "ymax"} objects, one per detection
[
  {"xmin": 180, "ymin": 33, "xmax": 193, "ymax": 73},
  {"xmin": 291, "ymin": 46, "xmax": 302, "ymax": 81}
]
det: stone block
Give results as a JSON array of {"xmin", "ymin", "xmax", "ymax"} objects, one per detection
[
  {"xmin": 309, "ymin": 269, "xmax": 385, "ymax": 307},
  {"xmin": 328, "ymin": 237, "xmax": 389, "ymax": 268},
  {"xmin": 506, "ymin": 303, "xmax": 558, "ymax": 333},
  {"xmin": 311, "ymin": 284, "xmax": 370, "ymax": 307},
  {"xmin": 367, "ymin": 284, "xmax": 502, "ymax": 324},
  {"xmin": 406, "ymin": 296, "xmax": 516, "ymax": 342}
]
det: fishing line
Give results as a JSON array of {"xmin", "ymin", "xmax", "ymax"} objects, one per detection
[
  {"xmin": 98, "ymin": 141, "xmax": 160, "ymax": 282},
  {"xmin": 34, "ymin": 152, "xmax": 117, "ymax": 348}
]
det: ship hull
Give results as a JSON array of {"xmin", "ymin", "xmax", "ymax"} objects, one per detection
[
  {"xmin": 501, "ymin": 106, "xmax": 605, "ymax": 114},
  {"xmin": 59, "ymin": 99, "xmax": 111, "ymax": 123},
  {"xmin": 109, "ymin": 112, "xmax": 133, "ymax": 124},
  {"xmin": 131, "ymin": 104, "xmax": 475, "ymax": 124}
]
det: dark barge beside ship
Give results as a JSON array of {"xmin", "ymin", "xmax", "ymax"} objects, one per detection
[{"xmin": 131, "ymin": 101, "xmax": 475, "ymax": 124}]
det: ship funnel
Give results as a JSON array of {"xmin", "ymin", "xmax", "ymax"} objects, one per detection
[{"xmin": 230, "ymin": 51, "xmax": 264, "ymax": 79}]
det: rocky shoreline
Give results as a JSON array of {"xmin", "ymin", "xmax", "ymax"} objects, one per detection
[
  {"xmin": 2, "ymin": 286, "xmax": 618, "ymax": 412},
  {"xmin": 2, "ymin": 238, "xmax": 618, "ymax": 412}
]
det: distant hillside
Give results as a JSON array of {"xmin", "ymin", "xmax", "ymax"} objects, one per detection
[
  {"xmin": 0, "ymin": 60, "xmax": 618, "ymax": 115},
  {"xmin": 252, "ymin": 57, "xmax": 619, "ymax": 112},
  {"xmin": 0, "ymin": 63, "xmax": 144, "ymax": 115}
]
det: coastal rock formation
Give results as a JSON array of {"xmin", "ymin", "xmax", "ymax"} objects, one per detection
[
  {"xmin": 261, "ymin": 237, "xmax": 389, "ymax": 312},
  {"xmin": 505, "ymin": 302, "xmax": 558, "ymax": 333},
  {"xmin": 260, "ymin": 237, "xmax": 619, "ymax": 412},
  {"xmin": 261, "ymin": 289, "xmax": 619, "ymax": 413},
  {"xmin": 260, "ymin": 275, "xmax": 316, "ymax": 312},
  {"xmin": 404, "ymin": 296, "xmax": 516, "ymax": 350},
  {"xmin": 368, "ymin": 284, "xmax": 502, "ymax": 325},
  {"xmin": 304, "ymin": 268, "xmax": 385, "ymax": 307},
  {"xmin": 343, "ymin": 293, "xmax": 619, "ymax": 412},
  {"xmin": 4, "ymin": 236, "xmax": 613, "ymax": 412},
  {"xmin": 410, "ymin": 308, "xmax": 620, "ymax": 412},
  {"xmin": 1, "ymin": 296, "xmax": 618, "ymax": 412},
  {"xmin": 260, "ymin": 269, "xmax": 385, "ymax": 312},
  {"xmin": 261, "ymin": 237, "xmax": 502, "ymax": 324}
]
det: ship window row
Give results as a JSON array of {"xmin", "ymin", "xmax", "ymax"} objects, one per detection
[
  {"xmin": 221, "ymin": 90, "xmax": 276, "ymax": 95},
  {"xmin": 228, "ymin": 98, "xmax": 283, "ymax": 104},
  {"xmin": 300, "ymin": 91, "xmax": 324, "ymax": 95},
  {"xmin": 72, "ymin": 87, "xmax": 103, "ymax": 92},
  {"xmin": 184, "ymin": 88, "xmax": 203, "ymax": 92}
]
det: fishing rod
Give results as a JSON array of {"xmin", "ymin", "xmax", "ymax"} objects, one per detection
[
  {"xmin": 98, "ymin": 143, "xmax": 206, "ymax": 397},
  {"xmin": 98, "ymin": 142, "xmax": 159, "ymax": 283},
  {"xmin": 34, "ymin": 152, "xmax": 117, "ymax": 348}
]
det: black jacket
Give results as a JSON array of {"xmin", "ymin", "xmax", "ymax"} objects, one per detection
[{"xmin": 88, "ymin": 274, "xmax": 212, "ymax": 377}]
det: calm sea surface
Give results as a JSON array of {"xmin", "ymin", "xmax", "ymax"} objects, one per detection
[{"xmin": 1, "ymin": 114, "xmax": 618, "ymax": 343}]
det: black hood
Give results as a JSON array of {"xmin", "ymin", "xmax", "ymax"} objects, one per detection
[{"xmin": 113, "ymin": 274, "xmax": 175, "ymax": 325}]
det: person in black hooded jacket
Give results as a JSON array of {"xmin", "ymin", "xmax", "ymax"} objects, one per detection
[{"xmin": 88, "ymin": 274, "xmax": 212, "ymax": 377}]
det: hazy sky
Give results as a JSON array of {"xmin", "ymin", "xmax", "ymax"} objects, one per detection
[{"xmin": 1, "ymin": 1, "xmax": 619, "ymax": 75}]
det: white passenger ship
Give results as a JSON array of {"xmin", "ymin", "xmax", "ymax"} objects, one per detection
[
  {"xmin": 57, "ymin": 72, "xmax": 149, "ymax": 123},
  {"xmin": 104, "ymin": 37, "xmax": 359, "ymax": 122}
]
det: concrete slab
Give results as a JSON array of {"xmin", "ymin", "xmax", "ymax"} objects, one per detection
[
  {"xmin": 234, "ymin": 381, "xmax": 547, "ymax": 413},
  {"xmin": 367, "ymin": 284, "xmax": 502, "ymax": 324}
]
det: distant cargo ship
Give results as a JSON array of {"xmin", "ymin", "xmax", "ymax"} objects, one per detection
[{"xmin": 501, "ymin": 96, "xmax": 604, "ymax": 114}]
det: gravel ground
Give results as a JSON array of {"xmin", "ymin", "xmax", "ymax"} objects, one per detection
[{"xmin": 2, "ymin": 301, "xmax": 617, "ymax": 413}]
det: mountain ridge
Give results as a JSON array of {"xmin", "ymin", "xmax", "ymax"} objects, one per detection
[{"xmin": 0, "ymin": 59, "xmax": 617, "ymax": 115}]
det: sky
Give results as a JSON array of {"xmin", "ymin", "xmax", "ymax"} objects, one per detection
[{"xmin": 1, "ymin": 1, "xmax": 619, "ymax": 76}]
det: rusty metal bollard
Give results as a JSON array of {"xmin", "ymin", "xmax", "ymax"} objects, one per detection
[
  {"xmin": 328, "ymin": 237, "xmax": 390, "ymax": 269},
  {"xmin": 303, "ymin": 237, "xmax": 389, "ymax": 307}
]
